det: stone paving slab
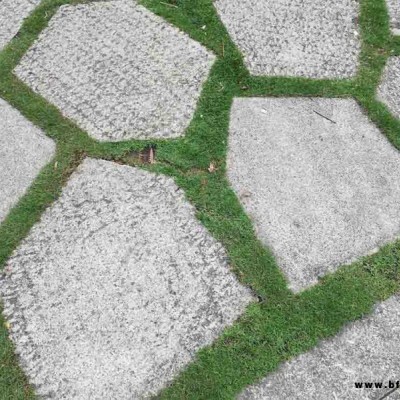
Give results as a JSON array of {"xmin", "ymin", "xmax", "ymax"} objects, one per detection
[
  {"xmin": 378, "ymin": 57, "xmax": 400, "ymax": 120},
  {"xmin": 0, "ymin": 0, "xmax": 40, "ymax": 51},
  {"xmin": 0, "ymin": 98, "xmax": 55, "ymax": 223},
  {"xmin": 0, "ymin": 158, "xmax": 253, "ymax": 399},
  {"xmin": 227, "ymin": 98, "xmax": 400, "ymax": 292},
  {"xmin": 239, "ymin": 295, "xmax": 400, "ymax": 400},
  {"xmin": 14, "ymin": 0, "xmax": 215, "ymax": 142},
  {"xmin": 214, "ymin": 0, "xmax": 360, "ymax": 79},
  {"xmin": 386, "ymin": 0, "xmax": 400, "ymax": 35}
]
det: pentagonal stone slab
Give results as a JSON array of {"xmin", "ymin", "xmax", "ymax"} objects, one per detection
[
  {"xmin": 14, "ymin": 0, "xmax": 215, "ymax": 142},
  {"xmin": 239, "ymin": 296, "xmax": 400, "ymax": 400},
  {"xmin": 0, "ymin": 158, "xmax": 252, "ymax": 399},
  {"xmin": 0, "ymin": 98, "xmax": 55, "ymax": 223},
  {"xmin": 214, "ymin": 0, "xmax": 361, "ymax": 78},
  {"xmin": 386, "ymin": 0, "xmax": 400, "ymax": 35},
  {"xmin": 0, "ymin": 0, "xmax": 40, "ymax": 51},
  {"xmin": 378, "ymin": 57, "xmax": 400, "ymax": 119},
  {"xmin": 228, "ymin": 98, "xmax": 400, "ymax": 292}
]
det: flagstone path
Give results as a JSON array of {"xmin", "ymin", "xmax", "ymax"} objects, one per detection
[
  {"xmin": 378, "ymin": 57, "xmax": 400, "ymax": 119},
  {"xmin": 386, "ymin": 0, "xmax": 400, "ymax": 35}
]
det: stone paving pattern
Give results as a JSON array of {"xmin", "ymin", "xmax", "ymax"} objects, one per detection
[
  {"xmin": 0, "ymin": 159, "xmax": 252, "ymax": 399},
  {"xmin": 378, "ymin": 56, "xmax": 400, "ymax": 120},
  {"xmin": 227, "ymin": 98, "xmax": 400, "ymax": 292},
  {"xmin": 239, "ymin": 296, "xmax": 400, "ymax": 400},
  {"xmin": 15, "ymin": 0, "xmax": 215, "ymax": 141},
  {"xmin": 214, "ymin": 0, "xmax": 361, "ymax": 78},
  {"xmin": 386, "ymin": 0, "xmax": 400, "ymax": 35},
  {"xmin": 0, "ymin": 98, "xmax": 55, "ymax": 223},
  {"xmin": 0, "ymin": 0, "xmax": 40, "ymax": 51}
]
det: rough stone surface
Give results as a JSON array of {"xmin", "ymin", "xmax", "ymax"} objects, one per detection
[
  {"xmin": 0, "ymin": 158, "xmax": 252, "ymax": 399},
  {"xmin": 386, "ymin": 0, "xmax": 400, "ymax": 35},
  {"xmin": 0, "ymin": 98, "xmax": 55, "ymax": 223},
  {"xmin": 239, "ymin": 296, "xmax": 400, "ymax": 400},
  {"xmin": 0, "ymin": 0, "xmax": 40, "ymax": 51},
  {"xmin": 227, "ymin": 98, "xmax": 400, "ymax": 292},
  {"xmin": 378, "ymin": 57, "xmax": 400, "ymax": 120},
  {"xmin": 214, "ymin": 0, "xmax": 361, "ymax": 78},
  {"xmin": 15, "ymin": 0, "xmax": 215, "ymax": 142}
]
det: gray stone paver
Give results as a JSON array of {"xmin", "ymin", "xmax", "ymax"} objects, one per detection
[
  {"xmin": 14, "ymin": 0, "xmax": 215, "ymax": 142},
  {"xmin": 0, "ymin": 98, "xmax": 55, "ymax": 224},
  {"xmin": 239, "ymin": 295, "xmax": 400, "ymax": 400},
  {"xmin": 227, "ymin": 98, "xmax": 400, "ymax": 292},
  {"xmin": 386, "ymin": 0, "xmax": 400, "ymax": 35},
  {"xmin": 214, "ymin": 0, "xmax": 361, "ymax": 79},
  {"xmin": 0, "ymin": 0, "xmax": 40, "ymax": 51},
  {"xmin": 378, "ymin": 57, "xmax": 400, "ymax": 119},
  {"xmin": 0, "ymin": 158, "xmax": 253, "ymax": 399}
]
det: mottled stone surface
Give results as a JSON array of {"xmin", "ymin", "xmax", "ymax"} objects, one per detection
[
  {"xmin": 214, "ymin": 0, "xmax": 360, "ymax": 78},
  {"xmin": 239, "ymin": 296, "xmax": 400, "ymax": 400},
  {"xmin": 15, "ymin": 0, "xmax": 215, "ymax": 141},
  {"xmin": 0, "ymin": 0, "xmax": 39, "ymax": 51},
  {"xmin": 378, "ymin": 57, "xmax": 400, "ymax": 119},
  {"xmin": 0, "ymin": 98, "xmax": 55, "ymax": 223},
  {"xmin": 0, "ymin": 159, "xmax": 252, "ymax": 399},
  {"xmin": 227, "ymin": 98, "xmax": 400, "ymax": 292},
  {"xmin": 386, "ymin": 0, "xmax": 400, "ymax": 34}
]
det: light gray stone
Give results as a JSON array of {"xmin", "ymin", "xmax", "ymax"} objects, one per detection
[
  {"xmin": 386, "ymin": 0, "xmax": 400, "ymax": 35},
  {"xmin": 0, "ymin": 98, "xmax": 55, "ymax": 223},
  {"xmin": 14, "ymin": 0, "xmax": 215, "ymax": 142},
  {"xmin": 0, "ymin": 0, "xmax": 40, "ymax": 51},
  {"xmin": 0, "ymin": 158, "xmax": 252, "ymax": 399},
  {"xmin": 378, "ymin": 57, "xmax": 400, "ymax": 119},
  {"xmin": 227, "ymin": 98, "xmax": 400, "ymax": 292},
  {"xmin": 239, "ymin": 296, "xmax": 400, "ymax": 400},
  {"xmin": 214, "ymin": 0, "xmax": 361, "ymax": 79}
]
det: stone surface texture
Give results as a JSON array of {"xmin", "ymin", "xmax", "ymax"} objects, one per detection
[
  {"xmin": 227, "ymin": 98, "xmax": 400, "ymax": 292},
  {"xmin": 0, "ymin": 158, "xmax": 252, "ymax": 399},
  {"xmin": 214, "ymin": 0, "xmax": 361, "ymax": 78},
  {"xmin": 0, "ymin": 0, "xmax": 40, "ymax": 51},
  {"xmin": 0, "ymin": 98, "xmax": 55, "ymax": 223},
  {"xmin": 386, "ymin": 0, "xmax": 400, "ymax": 34},
  {"xmin": 239, "ymin": 296, "xmax": 400, "ymax": 400},
  {"xmin": 14, "ymin": 0, "xmax": 215, "ymax": 141},
  {"xmin": 378, "ymin": 56, "xmax": 400, "ymax": 119}
]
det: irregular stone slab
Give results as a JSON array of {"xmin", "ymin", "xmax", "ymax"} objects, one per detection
[
  {"xmin": 378, "ymin": 57, "xmax": 400, "ymax": 119},
  {"xmin": 214, "ymin": 0, "xmax": 360, "ymax": 78},
  {"xmin": 227, "ymin": 98, "xmax": 400, "ymax": 292},
  {"xmin": 0, "ymin": 159, "xmax": 252, "ymax": 399},
  {"xmin": 0, "ymin": 98, "xmax": 55, "ymax": 223},
  {"xmin": 386, "ymin": 0, "xmax": 400, "ymax": 35},
  {"xmin": 239, "ymin": 296, "xmax": 400, "ymax": 400},
  {"xmin": 0, "ymin": 0, "xmax": 40, "ymax": 51},
  {"xmin": 14, "ymin": 0, "xmax": 215, "ymax": 142}
]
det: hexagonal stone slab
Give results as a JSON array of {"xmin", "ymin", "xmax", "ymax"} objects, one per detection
[
  {"xmin": 228, "ymin": 98, "xmax": 400, "ymax": 292},
  {"xmin": 0, "ymin": 98, "xmax": 55, "ymax": 223},
  {"xmin": 386, "ymin": 0, "xmax": 400, "ymax": 35},
  {"xmin": 214, "ymin": 0, "xmax": 361, "ymax": 78},
  {"xmin": 14, "ymin": 0, "xmax": 215, "ymax": 142},
  {"xmin": 378, "ymin": 57, "xmax": 400, "ymax": 119},
  {"xmin": 0, "ymin": 0, "xmax": 40, "ymax": 51},
  {"xmin": 0, "ymin": 158, "xmax": 252, "ymax": 399},
  {"xmin": 239, "ymin": 296, "xmax": 400, "ymax": 400}
]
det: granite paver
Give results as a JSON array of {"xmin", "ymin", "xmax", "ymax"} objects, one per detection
[
  {"xmin": 15, "ymin": 0, "xmax": 215, "ymax": 141},
  {"xmin": 0, "ymin": 98, "xmax": 55, "ymax": 224},
  {"xmin": 239, "ymin": 296, "xmax": 400, "ymax": 400},
  {"xmin": 386, "ymin": 0, "xmax": 400, "ymax": 35},
  {"xmin": 214, "ymin": 0, "xmax": 361, "ymax": 78},
  {"xmin": 0, "ymin": 158, "xmax": 253, "ymax": 399},
  {"xmin": 227, "ymin": 98, "xmax": 400, "ymax": 292},
  {"xmin": 378, "ymin": 57, "xmax": 400, "ymax": 120}
]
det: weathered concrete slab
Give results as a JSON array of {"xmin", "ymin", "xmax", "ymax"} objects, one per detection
[
  {"xmin": 0, "ymin": 0, "xmax": 40, "ymax": 51},
  {"xmin": 378, "ymin": 57, "xmax": 400, "ymax": 119},
  {"xmin": 239, "ymin": 296, "xmax": 400, "ymax": 400},
  {"xmin": 0, "ymin": 98, "xmax": 55, "ymax": 223},
  {"xmin": 214, "ymin": 0, "xmax": 360, "ymax": 78},
  {"xmin": 386, "ymin": 0, "xmax": 400, "ymax": 35},
  {"xmin": 227, "ymin": 98, "xmax": 400, "ymax": 292},
  {"xmin": 15, "ymin": 0, "xmax": 215, "ymax": 142},
  {"xmin": 0, "ymin": 159, "xmax": 252, "ymax": 399}
]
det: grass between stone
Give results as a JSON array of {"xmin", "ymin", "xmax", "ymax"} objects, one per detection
[{"xmin": 0, "ymin": 0, "xmax": 399, "ymax": 399}]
